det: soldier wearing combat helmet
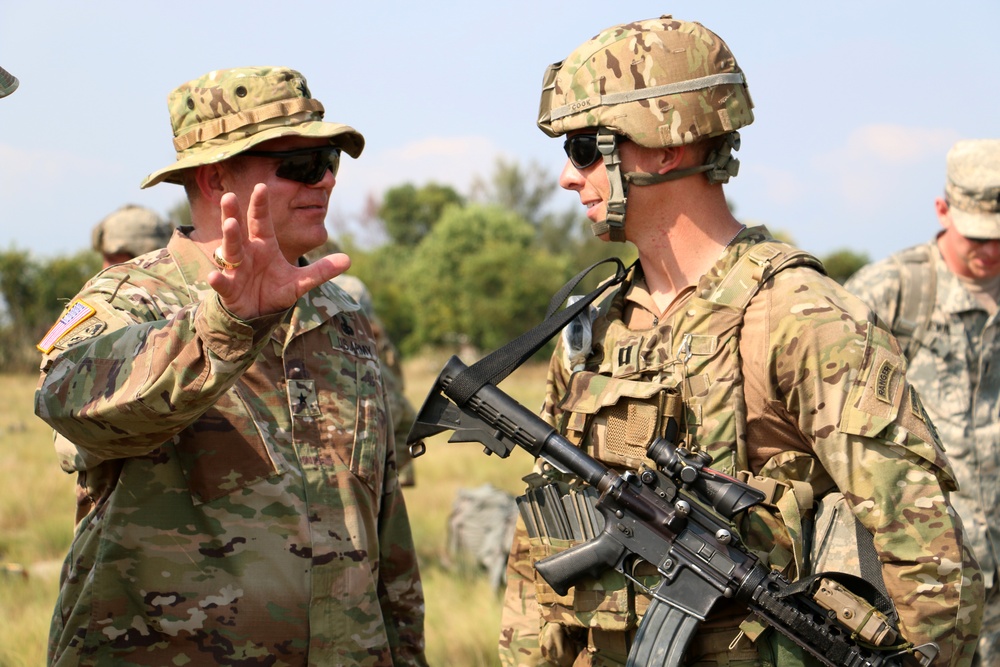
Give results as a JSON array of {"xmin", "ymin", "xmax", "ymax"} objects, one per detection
[
  {"xmin": 499, "ymin": 15, "xmax": 983, "ymax": 667},
  {"xmin": 91, "ymin": 204, "xmax": 174, "ymax": 268}
]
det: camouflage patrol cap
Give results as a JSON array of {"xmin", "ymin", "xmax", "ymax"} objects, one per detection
[
  {"xmin": 141, "ymin": 66, "xmax": 364, "ymax": 188},
  {"xmin": 0, "ymin": 65, "xmax": 18, "ymax": 98},
  {"xmin": 945, "ymin": 139, "xmax": 1000, "ymax": 239},
  {"xmin": 92, "ymin": 204, "xmax": 174, "ymax": 257},
  {"xmin": 537, "ymin": 15, "xmax": 753, "ymax": 148}
]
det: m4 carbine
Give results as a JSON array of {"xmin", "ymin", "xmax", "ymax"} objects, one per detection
[{"xmin": 408, "ymin": 356, "xmax": 937, "ymax": 667}]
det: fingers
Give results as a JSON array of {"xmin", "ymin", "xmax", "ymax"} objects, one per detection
[
  {"xmin": 245, "ymin": 183, "xmax": 275, "ymax": 242},
  {"xmin": 295, "ymin": 252, "xmax": 352, "ymax": 295},
  {"xmin": 217, "ymin": 193, "xmax": 247, "ymax": 270}
]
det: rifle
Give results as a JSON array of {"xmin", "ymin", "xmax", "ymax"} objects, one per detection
[{"xmin": 408, "ymin": 356, "xmax": 938, "ymax": 667}]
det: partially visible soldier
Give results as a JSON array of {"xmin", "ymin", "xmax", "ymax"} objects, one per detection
[
  {"xmin": 91, "ymin": 204, "xmax": 174, "ymax": 268},
  {"xmin": 34, "ymin": 66, "xmax": 426, "ymax": 666},
  {"xmin": 499, "ymin": 15, "xmax": 983, "ymax": 667},
  {"xmin": 845, "ymin": 138, "xmax": 1000, "ymax": 667},
  {"xmin": 0, "ymin": 64, "xmax": 17, "ymax": 98}
]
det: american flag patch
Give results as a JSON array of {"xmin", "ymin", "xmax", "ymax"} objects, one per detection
[{"xmin": 37, "ymin": 300, "xmax": 96, "ymax": 353}]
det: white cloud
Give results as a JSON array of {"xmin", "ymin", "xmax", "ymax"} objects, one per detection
[{"xmin": 812, "ymin": 124, "xmax": 959, "ymax": 207}]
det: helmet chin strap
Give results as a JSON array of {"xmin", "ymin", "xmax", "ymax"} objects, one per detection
[
  {"xmin": 590, "ymin": 131, "xmax": 743, "ymax": 243},
  {"xmin": 591, "ymin": 129, "xmax": 628, "ymax": 242}
]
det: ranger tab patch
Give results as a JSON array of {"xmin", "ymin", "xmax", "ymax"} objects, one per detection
[{"xmin": 37, "ymin": 300, "xmax": 97, "ymax": 353}]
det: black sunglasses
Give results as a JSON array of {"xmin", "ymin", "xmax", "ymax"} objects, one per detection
[
  {"xmin": 563, "ymin": 133, "xmax": 624, "ymax": 170},
  {"xmin": 240, "ymin": 145, "xmax": 341, "ymax": 185}
]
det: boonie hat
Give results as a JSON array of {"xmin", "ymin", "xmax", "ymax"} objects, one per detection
[
  {"xmin": 945, "ymin": 139, "xmax": 1000, "ymax": 239},
  {"xmin": 0, "ymin": 65, "xmax": 18, "ymax": 98},
  {"xmin": 92, "ymin": 205, "xmax": 174, "ymax": 257},
  {"xmin": 141, "ymin": 66, "xmax": 364, "ymax": 188}
]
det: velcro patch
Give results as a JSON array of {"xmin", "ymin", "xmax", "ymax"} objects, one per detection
[{"xmin": 37, "ymin": 300, "xmax": 97, "ymax": 353}]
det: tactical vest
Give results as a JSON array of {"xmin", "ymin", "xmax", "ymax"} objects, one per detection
[{"xmin": 530, "ymin": 233, "xmax": 827, "ymax": 636}]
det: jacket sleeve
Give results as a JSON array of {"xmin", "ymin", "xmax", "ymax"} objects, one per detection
[
  {"xmin": 35, "ymin": 269, "xmax": 284, "ymax": 461},
  {"xmin": 756, "ymin": 269, "xmax": 984, "ymax": 667}
]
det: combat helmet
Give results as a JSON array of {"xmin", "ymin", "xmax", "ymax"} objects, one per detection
[
  {"xmin": 538, "ymin": 16, "xmax": 753, "ymax": 241},
  {"xmin": 92, "ymin": 204, "xmax": 174, "ymax": 259},
  {"xmin": 0, "ymin": 65, "xmax": 18, "ymax": 98}
]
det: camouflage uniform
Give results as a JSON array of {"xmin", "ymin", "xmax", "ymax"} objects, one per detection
[
  {"xmin": 37, "ymin": 64, "xmax": 426, "ymax": 665},
  {"xmin": 847, "ymin": 240, "xmax": 1000, "ymax": 664},
  {"xmin": 36, "ymin": 230, "xmax": 426, "ymax": 666},
  {"xmin": 499, "ymin": 227, "xmax": 983, "ymax": 667},
  {"xmin": 333, "ymin": 273, "xmax": 418, "ymax": 486}
]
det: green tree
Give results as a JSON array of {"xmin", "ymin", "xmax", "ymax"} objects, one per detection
[
  {"xmin": 405, "ymin": 204, "xmax": 572, "ymax": 352},
  {"xmin": 469, "ymin": 158, "xmax": 556, "ymax": 226},
  {"xmin": 378, "ymin": 183, "xmax": 464, "ymax": 247},
  {"xmin": 821, "ymin": 248, "xmax": 870, "ymax": 285},
  {"xmin": 0, "ymin": 248, "xmax": 100, "ymax": 371}
]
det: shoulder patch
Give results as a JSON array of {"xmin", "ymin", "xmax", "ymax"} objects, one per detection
[{"xmin": 37, "ymin": 300, "xmax": 98, "ymax": 353}]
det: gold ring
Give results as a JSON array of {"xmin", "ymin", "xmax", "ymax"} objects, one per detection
[{"xmin": 213, "ymin": 247, "xmax": 241, "ymax": 270}]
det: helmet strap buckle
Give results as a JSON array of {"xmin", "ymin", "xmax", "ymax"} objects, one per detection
[{"xmin": 594, "ymin": 128, "xmax": 629, "ymax": 243}]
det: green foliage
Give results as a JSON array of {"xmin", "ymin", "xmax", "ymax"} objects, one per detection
[
  {"xmin": 378, "ymin": 183, "xmax": 464, "ymax": 247},
  {"xmin": 346, "ymin": 244, "xmax": 417, "ymax": 349},
  {"xmin": 404, "ymin": 204, "xmax": 573, "ymax": 352},
  {"xmin": 0, "ymin": 248, "xmax": 100, "ymax": 372},
  {"xmin": 821, "ymin": 248, "xmax": 870, "ymax": 285},
  {"xmin": 470, "ymin": 158, "xmax": 556, "ymax": 227}
]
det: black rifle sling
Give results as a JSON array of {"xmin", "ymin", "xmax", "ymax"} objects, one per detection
[{"xmin": 444, "ymin": 257, "xmax": 631, "ymax": 407}]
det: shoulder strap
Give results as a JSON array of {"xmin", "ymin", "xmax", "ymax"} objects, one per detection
[
  {"xmin": 445, "ymin": 257, "xmax": 632, "ymax": 407},
  {"xmin": 889, "ymin": 245, "xmax": 936, "ymax": 362},
  {"xmin": 706, "ymin": 241, "xmax": 825, "ymax": 309}
]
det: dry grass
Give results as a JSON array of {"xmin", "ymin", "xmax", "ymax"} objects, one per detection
[{"xmin": 0, "ymin": 356, "xmax": 549, "ymax": 666}]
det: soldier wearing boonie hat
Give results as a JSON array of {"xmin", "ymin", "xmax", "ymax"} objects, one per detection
[
  {"xmin": 847, "ymin": 138, "xmax": 1000, "ymax": 667},
  {"xmin": 35, "ymin": 66, "xmax": 427, "ymax": 666},
  {"xmin": 499, "ymin": 15, "xmax": 982, "ymax": 667},
  {"xmin": 140, "ymin": 66, "xmax": 363, "ymax": 188},
  {"xmin": 0, "ymin": 64, "xmax": 18, "ymax": 98}
]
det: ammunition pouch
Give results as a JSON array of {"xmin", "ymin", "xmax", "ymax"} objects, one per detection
[
  {"xmin": 559, "ymin": 371, "xmax": 682, "ymax": 470},
  {"xmin": 518, "ymin": 478, "xmax": 652, "ymax": 630}
]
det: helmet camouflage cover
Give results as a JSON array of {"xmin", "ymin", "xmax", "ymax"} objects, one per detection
[
  {"xmin": 0, "ymin": 65, "xmax": 18, "ymax": 98},
  {"xmin": 538, "ymin": 15, "xmax": 754, "ymax": 148}
]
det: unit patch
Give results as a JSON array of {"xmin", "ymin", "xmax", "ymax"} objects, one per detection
[{"xmin": 37, "ymin": 301, "xmax": 97, "ymax": 353}]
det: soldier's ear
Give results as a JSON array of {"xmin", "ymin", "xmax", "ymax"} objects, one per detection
[
  {"xmin": 934, "ymin": 197, "xmax": 951, "ymax": 229},
  {"xmin": 194, "ymin": 163, "xmax": 228, "ymax": 204}
]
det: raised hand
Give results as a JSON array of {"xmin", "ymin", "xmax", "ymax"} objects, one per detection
[{"xmin": 206, "ymin": 183, "xmax": 350, "ymax": 320}]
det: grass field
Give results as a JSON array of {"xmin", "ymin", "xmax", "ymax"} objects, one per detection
[{"xmin": 0, "ymin": 354, "xmax": 547, "ymax": 666}]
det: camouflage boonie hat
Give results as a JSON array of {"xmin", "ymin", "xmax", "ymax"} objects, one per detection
[
  {"xmin": 92, "ymin": 204, "xmax": 174, "ymax": 257},
  {"xmin": 945, "ymin": 139, "xmax": 1000, "ymax": 239},
  {"xmin": 141, "ymin": 66, "xmax": 364, "ymax": 188},
  {"xmin": 0, "ymin": 65, "xmax": 18, "ymax": 98},
  {"xmin": 537, "ymin": 15, "xmax": 753, "ymax": 147}
]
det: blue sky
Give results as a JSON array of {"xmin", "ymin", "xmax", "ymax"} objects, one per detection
[{"xmin": 1, "ymin": 1, "xmax": 997, "ymax": 263}]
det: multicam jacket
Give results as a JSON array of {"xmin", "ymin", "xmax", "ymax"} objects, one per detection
[
  {"xmin": 35, "ymin": 230, "xmax": 427, "ymax": 667},
  {"xmin": 499, "ymin": 227, "xmax": 982, "ymax": 667}
]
